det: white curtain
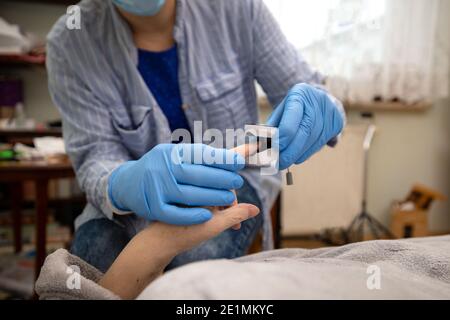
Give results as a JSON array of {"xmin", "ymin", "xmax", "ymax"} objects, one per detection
[{"xmin": 263, "ymin": 0, "xmax": 449, "ymax": 105}]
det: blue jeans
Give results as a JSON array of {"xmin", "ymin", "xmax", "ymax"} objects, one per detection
[{"xmin": 70, "ymin": 179, "xmax": 263, "ymax": 273}]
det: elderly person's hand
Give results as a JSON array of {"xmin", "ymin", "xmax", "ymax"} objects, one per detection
[
  {"xmin": 99, "ymin": 203, "xmax": 259, "ymax": 299},
  {"xmin": 152, "ymin": 203, "xmax": 260, "ymax": 256}
]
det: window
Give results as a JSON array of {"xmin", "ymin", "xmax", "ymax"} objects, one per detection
[{"xmin": 262, "ymin": 0, "xmax": 448, "ymax": 105}]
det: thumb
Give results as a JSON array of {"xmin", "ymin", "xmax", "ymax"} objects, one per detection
[
  {"xmin": 160, "ymin": 204, "xmax": 213, "ymax": 225},
  {"xmin": 212, "ymin": 204, "xmax": 260, "ymax": 232},
  {"xmin": 266, "ymin": 99, "xmax": 285, "ymax": 127}
]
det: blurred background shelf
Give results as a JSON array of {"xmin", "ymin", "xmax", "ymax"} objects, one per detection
[
  {"xmin": 344, "ymin": 101, "xmax": 432, "ymax": 112},
  {"xmin": 0, "ymin": 54, "xmax": 45, "ymax": 67},
  {"xmin": 0, "ymin": 128, "xmax": 62, "ymax": 138},
  {"xmin": 259, "ymin": 96, "xmax": 433, "ymax": 113},
  {"xmin": 13, "ymin": 0, "xmax": 76, "ymax": 4}
]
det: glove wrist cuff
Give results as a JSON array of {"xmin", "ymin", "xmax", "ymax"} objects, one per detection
[{"xmin": 107, "ymin": 163, "xmax": 133, "ymax": 214}]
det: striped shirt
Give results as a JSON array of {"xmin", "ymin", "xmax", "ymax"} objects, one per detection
[{"xmin": 46, "ymin": 0, "xmax": 345, "ymax": 249}]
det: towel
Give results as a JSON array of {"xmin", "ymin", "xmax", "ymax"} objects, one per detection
[
  {"xmin": 35, "ymin": 249, "xmax": 119, "ymax": 300},
  {"xmin": 36, "ymin": 236, "xmax": 450, "ymax": 299}
]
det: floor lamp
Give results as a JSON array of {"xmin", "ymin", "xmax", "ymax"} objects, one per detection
[{"xmin": 344, "ymin": 123, "xmax": 395, "ymax": 243}]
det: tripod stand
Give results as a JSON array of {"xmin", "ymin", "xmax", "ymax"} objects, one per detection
[{"xmin": 345, "ymin": 124, "xmax": 394, "ymax": 243}]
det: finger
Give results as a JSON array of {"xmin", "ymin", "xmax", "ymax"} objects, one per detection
[
  {"xmin": 277, "ymin": 95, "xmax": 304, "ymax": 151},
  {"xmin": 266, "ymin": 98, "xmax": 285, "ymax": 127},
  {"xmin": 210, "ymin": 204, "xmax": 260, "ymax": 232},
  {"xmin": 278, "ymin": 126, "xmax": 309, "ymax": 170},
  {"xmin": 231, "ymin": 143, "xmax": 260, "ymax": 158},
  {"xmin": 331, "ymin": 102, "xmax": 345, "ymax": 137},
  {"xmin": 159, "ymin": 204, "xmax": 213, "ymax": 226},
  {"xmin": 172, "ymin": 163, "xmax": 244, "ymax": 190},
  {"xmin": 227, "ymin": 192, "xmax": 240, "ymax": 230},
  {"xmin": 295, "ymin": 99, "xmax": 344, "ymax": 165},
  {"xmin": 169, "ymin": 185, "xmax": 236, "ymax": 207},
  {"xmin": 177, "ymin": 144, "xmax": 245, "ymax": 172},
  {"xmin": 231, "ymin": 190, "xmax": 238, "ymax": 206},
  {"xmin": 201, "ymin": 145, "xmax": 246, "ymax": 171},
  {"xmin": 278, "ymin": 100, "xmax": 318, "ymax": 170}
]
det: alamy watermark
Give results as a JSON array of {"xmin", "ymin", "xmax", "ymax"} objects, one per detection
[
  {"xmin": 170, "ymin": 121, "xmax": 279, "ymax": 176},
  {"xmin": 366, "ymin": 265, "xmax": 381, "ymax": 290},
  {"xmin": 66, "ymin": 265, "xmax": 81, "ymax": 290},
  {"xmin": 66, "ymin": 5, "xmax": 81, "ymax": 30}
]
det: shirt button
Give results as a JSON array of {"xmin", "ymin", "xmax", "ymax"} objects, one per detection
[{"xmin": 181, "ymin": 103, "xmax": 190, "ymax": 111}]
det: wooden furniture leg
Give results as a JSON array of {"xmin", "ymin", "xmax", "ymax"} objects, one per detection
[
  {"xmin": 11, "ymin": 182, "xmax": 23, "ymax": 253},
  {"xmin": 271, "ymin": 193, "xmax": 282, "ymax": 249},
  {"xmin": 34, "ymin": 178, "xmax": 49, "ymax": 280},
  {"xmin": 247, "ymin": 192, "xmax": 282, "ymax": 254}
]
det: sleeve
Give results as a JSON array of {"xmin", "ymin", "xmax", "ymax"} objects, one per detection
[
  {"xmin": 46, "ymin": 40, "xmax": 131, "ymax": 219},
  {"xmin": 250, "ymin": 0, "xmax": 346, "ymax": 142}
]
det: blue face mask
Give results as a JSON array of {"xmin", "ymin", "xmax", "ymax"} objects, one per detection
[{"xmin": 112, "ymin": 0, "xmax": 166, "ymax": 16}]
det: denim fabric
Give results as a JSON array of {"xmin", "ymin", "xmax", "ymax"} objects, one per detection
[
  {"xmin": 70, "ymin": 178, "xmax": 263, "ymax": 273},
  {"xmin": 70, "ymin": 218, "xmax": 130, "ymax": 273}
]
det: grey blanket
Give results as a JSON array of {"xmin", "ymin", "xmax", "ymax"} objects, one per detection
[{"xmin": 36, "ymin": 236, "xmax": 450, "ymax": 300}]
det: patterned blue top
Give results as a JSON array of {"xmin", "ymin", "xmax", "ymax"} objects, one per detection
[{"xmin": 137, "ymin": 46, "xmax": 190, "ymax": 132}]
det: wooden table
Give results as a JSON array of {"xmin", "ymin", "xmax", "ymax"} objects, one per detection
[
  {"xmin": 0, "ymin": 160, "xmax": 75, "ymax": 279},
  {"xmin": 0, "ymin": 128, "xmax": 62, "ymax": 146}
]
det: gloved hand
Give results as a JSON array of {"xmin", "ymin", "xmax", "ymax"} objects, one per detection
[
  {"xmin": 267, "ymin": 83, "xmax": 344, "ymax": 170},
  {"xmin": 108, "ymin": 144, "xmax": 245, "ymax": 225}
]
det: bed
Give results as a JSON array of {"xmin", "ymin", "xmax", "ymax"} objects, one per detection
[{"xmin": 36, "ymin": 236, "xmax": 450, "ymax": 300}]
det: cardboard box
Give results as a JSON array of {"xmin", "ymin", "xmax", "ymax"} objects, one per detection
[{"xmin": 391, "ymin": 209, "xmax": 428, "ymax": 238}]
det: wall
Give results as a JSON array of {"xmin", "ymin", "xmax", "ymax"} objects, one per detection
[{"xmin": 344, "ymin": 97, "xmax": 450, "ymax": 233}]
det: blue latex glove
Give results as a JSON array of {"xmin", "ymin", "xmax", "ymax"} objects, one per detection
[
  {"xmin": 267, "ymin": 83, "xmax": 344, "ymax": 170},
  {"xmin": 108, "ymin": 144, "xmax": 245, "ymax": 225}
]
